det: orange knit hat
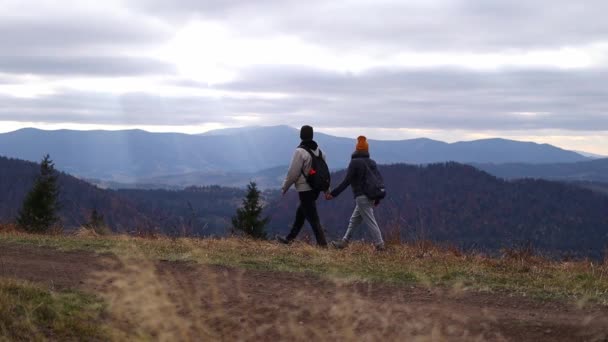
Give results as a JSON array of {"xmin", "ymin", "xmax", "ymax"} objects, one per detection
[{"xmin": 356, "ymin": 136, "xmax": 369, "ymax": 152}]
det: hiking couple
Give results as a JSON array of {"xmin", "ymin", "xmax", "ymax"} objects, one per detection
[{"xmin": 276, "ymin": 125, "xmax": 386, "ymax": 251}]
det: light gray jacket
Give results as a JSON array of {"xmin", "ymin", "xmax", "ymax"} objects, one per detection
[{"xmin": 282, "ymin": 146, "xmax": 326, "ymax": 193}]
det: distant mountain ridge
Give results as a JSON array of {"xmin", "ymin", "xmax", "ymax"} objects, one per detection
[
  {"xmin": 575, "ymin": 150, "xmax": 607, "ymax": 159},
  {"xmin": 0, "ymin": 126, "xmax": 588, "ymax": 183}
]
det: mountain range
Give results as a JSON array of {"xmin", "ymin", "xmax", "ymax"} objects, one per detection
[{"xmin": 0, "ymin": 126, "xmax": 589, "ymax": 184}]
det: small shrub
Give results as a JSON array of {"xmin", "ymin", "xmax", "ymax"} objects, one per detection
[{"xmin": 83, "ymin": 209, "xmax": 112, "ymax": 235}]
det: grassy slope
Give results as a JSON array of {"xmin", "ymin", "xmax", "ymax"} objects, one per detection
[{"xmin": 1, "ymin": 231, "xmax": 608, "ymax": 305}]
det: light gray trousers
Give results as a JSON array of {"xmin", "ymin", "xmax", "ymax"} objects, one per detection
[{"xmin": 342, "ymin": 195, "xmax": 385, "ymax": 246}]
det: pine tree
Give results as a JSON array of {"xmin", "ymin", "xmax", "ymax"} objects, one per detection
[
  {"xmin": 84, "ymin": 209, "xmax": 110, "ymax": 235},
  {"xmin": 17, "ymin": 154, "xmax": 60, "ymax": 233},
  {"xmin": 85, "ymin": 209, "xmax": 102, "ymax": 227},
  {"xmin": 232, "ymin": 181, "xmax": 270, "ymax": 239}
]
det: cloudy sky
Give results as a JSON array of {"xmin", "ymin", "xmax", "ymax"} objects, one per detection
[{"xmin": 1, "ymin": 0, "xmax": 607, "ymax": 154}]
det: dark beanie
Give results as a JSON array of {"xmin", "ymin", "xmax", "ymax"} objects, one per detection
[{"xmin": 300, "ymin": 125, "xmax": 313, "ymax": 140}]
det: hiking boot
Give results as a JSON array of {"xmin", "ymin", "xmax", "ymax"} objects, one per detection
[
  {"xmin": 331, "ymin": 240, "xmax": 349, "ymax": 249},
  {"xmin": 275, "ymin": 235, "xmax": 291, "ymax": 245},
  {"xmin": 375, "ymin": 244, "xmax": 387, "ymax": 252}
]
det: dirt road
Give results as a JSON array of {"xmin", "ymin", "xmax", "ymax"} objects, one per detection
[{"xmin": 1, "ymin": 242, "xmax": 607, "ymax": 341}]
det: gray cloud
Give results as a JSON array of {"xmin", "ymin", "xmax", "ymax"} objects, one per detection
[
  {"xmin": 0, "ymin": 75, "xmax": 17, "ymax": 84},
  {"xmin": 0, "ymin": 92, "xmax": 231, "ymax": 125},
  {"xmin": 0, "ymin": 16, "xmax": 170, "ymax": 54},
  {"xmin": 0, "ymin": 56, "xmax": 175, "ymax": 76},
  {"xmin": 0, "ymin": 2, "xmax": 173, "ymax": 78},
  {"xmin": 181, "ymin": 65, "xmax": 608, "ymax": 131},
  {"xmin": 129, "ymin": 0, "xmax": 303, "ymax": 21},
  {"xmin": 133, "ymin": 0, "xmax": 608, "ymax": 52},
  {"xmin": 3, "ymin": 66, "xmax": 608, "ymax": 131}
]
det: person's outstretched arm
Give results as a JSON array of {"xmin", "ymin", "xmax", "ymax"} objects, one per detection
[
  {"xmin": 330, "ymin": 160, "xmax": 355, "ymax": 198},
  {"xmin": 321, "ymin": 150, "xmax": 331, "ymax": 195}
]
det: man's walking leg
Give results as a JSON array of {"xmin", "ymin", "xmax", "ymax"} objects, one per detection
[
  {"xmin": 300, "ymin": 191, "xmax": 328, "ymax": 247},
  {"xmin": 285, "ymin": 203, "xmax": 306, "ymax": 241}
]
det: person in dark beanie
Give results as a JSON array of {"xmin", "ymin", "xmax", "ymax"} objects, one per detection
[
  {"xmin": 276, "ymin": 125, "xmax": 329, "ymax": 247},
  {"xmin": 326, "ymin": 136, "xmax": 386, "ymax": 251}
]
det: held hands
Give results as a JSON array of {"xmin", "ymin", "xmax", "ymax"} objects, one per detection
[{"xmin": 325, "ymin": 192, "xmax": 333, "ymax": 200}]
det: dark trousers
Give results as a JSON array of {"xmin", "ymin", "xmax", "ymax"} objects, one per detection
[{"xmin": 286, "ymin": 190, "xmax": 328, "ymax": 246}]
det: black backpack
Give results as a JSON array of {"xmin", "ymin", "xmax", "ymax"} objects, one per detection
[
  {"xmin": 300, "ymin": 148, "xmax": 331, "ymax": 192},
  {"xmin": 362, "ymin": 160, "xmax": 386, "ymax": 200}
]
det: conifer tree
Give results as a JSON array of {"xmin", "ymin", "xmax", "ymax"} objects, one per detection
[
  {"xmin": 232, "ymin": 181, "xmax": 269, "ymax": 239},
  {"xmin": 17, "ymin": 154, "xmax": 60, "ymax": 233},
  {"xmin": 84, "ymin": 208, "xmax": 110, "ymax": 234}
]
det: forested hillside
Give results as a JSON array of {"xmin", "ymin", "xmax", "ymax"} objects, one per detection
[
  {"xmin": 2, "ymin": 156, "xmax": 607, "ymax": 258},
  {"xmin": 0, "ymin": 156, "xmax": 150, "ymax": 231},
  {"xmin": 116, "ymin": 186, "xmax": 246, "ymax": 236},
  {"xmin": 0, "ymin": 156, "xmax": 243, "ymax": 234},
  {"xmin": 267, "ymin": 163, "xmax": 608, "ymax": 258},
  {"xmin": 476, "ymin": 158, "xmax": 608, "ymax": 183}
]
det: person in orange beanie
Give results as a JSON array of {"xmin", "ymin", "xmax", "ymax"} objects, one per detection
[
  {"xmin": 326, "ymin": 136, "xmax": 386, "ymax": 251},
  {"xmin": 355, "ymin": 135, "xmax": 369, "ymax": 152}
]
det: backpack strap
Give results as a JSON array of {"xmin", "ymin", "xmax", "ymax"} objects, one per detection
[{"xmin": 299, "ymin": 147, "xmax": 320, "ymax": 178}]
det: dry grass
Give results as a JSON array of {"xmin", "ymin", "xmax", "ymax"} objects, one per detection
[
  {"xmin": 2, "ymin": 231, "xmax": 608, "ymax": 340},
  {"xmin": 0, "ymin": 278, "xmax": 108, "ymax": 341},
  {"xmin": 88, "ymin": 251, "xmax": 505, "ymax": 341},
  {"xmin": 0, "ymin": 224, "xmax": 18, "ymax": 234},
  {"xmin": 1, "ymin": 231, "xmax": 608, "ymax": 305}
]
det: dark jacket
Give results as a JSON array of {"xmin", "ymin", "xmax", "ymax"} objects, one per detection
[{"xmin": 331, "ymin": 151, "xmax": 376, "ymax": 198}]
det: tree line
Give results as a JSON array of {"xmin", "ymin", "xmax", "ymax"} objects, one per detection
[
  {"xmin": 8, "ymin": 154, "xmax": 269, "ymax": 239},
  {"xmin": 5, "ymin": 156, "xmax": 608, "ymax": 258}
]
